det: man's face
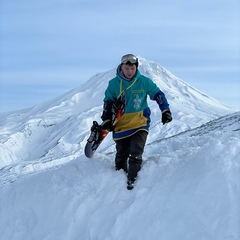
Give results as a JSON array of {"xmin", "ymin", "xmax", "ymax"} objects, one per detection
[{"xmin": 121, "ymin": 64, "xmax": 137, "ymax": 79}]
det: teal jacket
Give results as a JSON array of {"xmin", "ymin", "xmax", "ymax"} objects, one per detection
[{"xmin": 103, "ymin": 66, "xmax": 170, "ymax": 140}]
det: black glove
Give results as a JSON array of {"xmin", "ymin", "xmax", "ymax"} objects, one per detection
[
  {"xmin": 101, "ymin": 100, "xmax": 114, "ymax": 121},
  {"xmin": 102, "ymin": 120, "xmax": 114, "ymax": 132},
  {"xmin": 162, "ymin": 110, "xmax": 172, "ymax": 125}
]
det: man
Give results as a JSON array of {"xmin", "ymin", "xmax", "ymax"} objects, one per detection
[{"xmin": 101, "ymin": 54, "xmax": 172, "ymax": 190}]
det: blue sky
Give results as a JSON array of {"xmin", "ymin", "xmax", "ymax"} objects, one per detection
[{"xmin": 0, "ymin": 0, "xmax": 239, "ymax": 112}]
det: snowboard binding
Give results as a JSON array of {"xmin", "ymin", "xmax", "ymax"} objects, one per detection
[{"xmin": 87, "ymin": 121, "xmax": 102, "ymax": 143}]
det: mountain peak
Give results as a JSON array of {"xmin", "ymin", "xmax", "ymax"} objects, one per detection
[{"xmin": 0, "ymin": 57, "xmax": 235, "ymax": 167}]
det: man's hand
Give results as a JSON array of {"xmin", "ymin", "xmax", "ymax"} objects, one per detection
[
  {"xmin": 102, "ymin": 120, "xmax": 114, "ymax": 131},
  {"xmin": 162, "ymin": 110, "xmax": 172, "ymax": 125}
]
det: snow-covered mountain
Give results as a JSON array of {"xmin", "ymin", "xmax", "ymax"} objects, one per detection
[
  {"xmin": 0, "ymin": 57, "xmax": 239, "ymax": 240},
  {"xmin": 0, "ymin": 57, "xmax": 234, "ymax": 168}
]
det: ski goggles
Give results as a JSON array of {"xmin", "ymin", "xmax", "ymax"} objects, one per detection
[{"xmin": 121, "ymin": 54, "xmax": 138, "ymax": 64}]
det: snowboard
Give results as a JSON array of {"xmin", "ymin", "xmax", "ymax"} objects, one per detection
[{"xmin": 84, "ymin": 91, "xmax": 126, "ymax": 158}]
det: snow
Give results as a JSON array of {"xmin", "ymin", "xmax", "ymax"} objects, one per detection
[{"xmin": 0, "ymin": 57, "xmax": 239, "ymax": 240}]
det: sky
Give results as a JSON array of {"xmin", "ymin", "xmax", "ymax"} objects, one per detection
[{"xmin": 0, "ymin": 0, "xmax": 239, "ymax": 113}]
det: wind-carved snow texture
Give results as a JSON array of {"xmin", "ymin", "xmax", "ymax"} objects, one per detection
[{"xmin": 0, "ymin": 57, "xmax": 239, "ymax": 240}]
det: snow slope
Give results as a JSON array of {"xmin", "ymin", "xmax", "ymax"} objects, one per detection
[
  {"xmin": 0, "ymin": 57, "xmax": 239, "ymax": 240},
  {"xmin": 0, "ymin": 112, "xmax": 239, "ymax": 240}
]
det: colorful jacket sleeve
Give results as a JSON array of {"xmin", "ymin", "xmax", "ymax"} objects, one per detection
[
  {"xmin": 103, "ymin": 78, "xmax": 119, "ymax": 103},
  {"xmin": 154, "ymin": 91, "xmax": 170, "ymax": 112},
  {"xmin": 143, "ymin": 76, "xmax": 170, "ymax": 112}
]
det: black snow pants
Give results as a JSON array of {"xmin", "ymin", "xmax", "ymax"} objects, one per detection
[{"xmin": 115, "ymin": 130, "xmax": 148, "ymax": 180}]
